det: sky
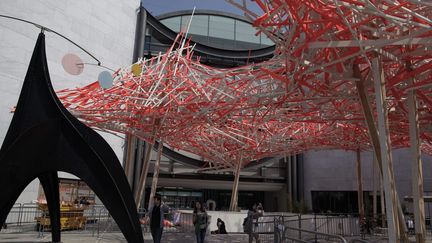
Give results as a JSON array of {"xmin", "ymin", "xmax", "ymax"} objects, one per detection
[{"xmin": 141, "ymin": 0, "xmax": 262, "ymax": 17}]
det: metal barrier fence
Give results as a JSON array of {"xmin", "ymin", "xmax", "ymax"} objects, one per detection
[
  {"xmin": 1, "ymin": 206, "xmax": 398, "ymax": 242},
  {"xmin": 250, "ymin": 214, "xmax": 283, "ymax": 243},
  {"xmin": 2, "ymin": 203, "xmax": 44, "ymax": 234},
  {"xmin": 0, "ymin": 204, "xmax": 198, "ymax": 239},
  {"xmin": 250, "ymin": 214, "xmax": 362, "ymax": 243},
  {"xmin": 273, "ymin": 215, "xmax": 349, "ymax": 243}
]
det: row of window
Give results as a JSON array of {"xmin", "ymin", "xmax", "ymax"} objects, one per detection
[{"xmin": 160, "ymin": 15, "xmax": 273, "ymax": 49}]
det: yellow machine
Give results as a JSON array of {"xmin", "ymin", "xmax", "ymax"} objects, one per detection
[
  {"xmin": 35, "ymin": 203, "xmax": 87, "ymax": 230},
  {"xmin": 35, "ymin": 179, "xmax": 95, "ymax": 231}
]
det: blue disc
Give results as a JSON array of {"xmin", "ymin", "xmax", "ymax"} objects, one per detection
[{"xmin": 98, "ymin": 71, "xmax": 113, "ymax": 89}]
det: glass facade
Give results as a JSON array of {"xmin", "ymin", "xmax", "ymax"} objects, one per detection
[
  {"xmin": 160, "ymin": 14, "xmax": 274, "ymax": 50},
  {"xmin": 144, "ymin": 187, "xmax": 264, "ymax": 210},
  {"xmin": 162, "ymin": 16, "xmax": 181, "ymax": 32},
  {"xmin": 311, "ymin": 191, "xmax": 384, "ymax": 215},
  {"xmin": 208, "ymin": 15, "xmax": 235, "ymax": 40}
]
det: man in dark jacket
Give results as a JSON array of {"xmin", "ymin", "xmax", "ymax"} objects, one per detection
[{"xmin": 148, "ymin": 194, "xmax": 165, "ymax": 243}]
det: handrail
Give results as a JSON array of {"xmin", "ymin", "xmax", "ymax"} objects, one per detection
[
  {"xmin": 284, "ymin": 236, "xmax": 309, "ymax": 243},
  {"xmin": 351, "ymin": 239, "xmax": 370, "ymax": 243}
]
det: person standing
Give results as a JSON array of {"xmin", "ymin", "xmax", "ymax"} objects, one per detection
[
  {"xmin": 193, "ymin": 201, "xmax": 208, "ymax": 243},
  {"xmin": 245, "ymin": 203, "xmax": 263, "ymax": 243},
  {"xmin": 148, "ymin": 194, "xmax": 165, "ymax": 243}
]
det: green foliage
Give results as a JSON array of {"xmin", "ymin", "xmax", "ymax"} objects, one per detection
[{"xmin": 292, "ymin": 200, "xmax": 309, "ymax": 214}]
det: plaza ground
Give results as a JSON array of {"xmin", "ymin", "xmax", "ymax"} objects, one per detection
[{"xmin": 1, "ymin": 232, "xmax": 429, "ymax": 243}]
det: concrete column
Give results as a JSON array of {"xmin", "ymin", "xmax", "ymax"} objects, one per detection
[
  {"xmin": 132, "ymin": 140, "xmax": 144, "ymax": 193},
  {"xmin": 286, "ymin": 155, "xmax": 293, "ymax": 212},
  {"xmin": 132, "ymin": 4, "xmax": 147, "ymax": 63},
  {"xmin": 373, "ymin": 155, "xmax": 378, "ymax": 220},
  {"xmin": 124, "ymin": 2, "xmax": 147, "ymax": 196},
  {"xmin": 293, "ymin": 154, "xmax": 298, "ymax": 202},
  {"xmin": 124, "ymin": 135, "xmax": 136, "ymax": 188},
  {"xmin": 169, "ymin": 160, "xmax": 174, "ymax": 173},
  {"xmin": 356, "ymin": 149, "xmax": 364, "ymax": 219}
]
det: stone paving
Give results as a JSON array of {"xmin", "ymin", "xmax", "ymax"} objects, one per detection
[
  {"xmin": 1, "ymin": 232, "xmax": 431, "ymax": 243},
  {"xmin": 0, "ymin": 232, "xmax": 250, "ymax": 243}
]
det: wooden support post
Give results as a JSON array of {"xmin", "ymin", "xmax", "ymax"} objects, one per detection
[
  {"xmin": 407, "ymin": 62, "xmax": 426, "ymax": 243},
  {"xmin": 372, "ymin": 57, "xmax": 401, "ymax": 242},
  {"xmin": 148, "ymin": 140, "xmax": 164, "ymax": 209},
  {"xmin": 135, "ymin": 124, "xmax": 158, "ymax": 209},
  {"xmin": 134, "ymin": 141, "xmax": 153, "ymax": 209},
  {"xmin": 353, "ymin": 65, "xmax": 382, "ymax": 172},
  {"xmin": 356, "ymin": 149, "xmax": 365, "ymax": 219},
  {"xmin": 287, "ymin": 155, "xmax": 293, "ymax": 212},
  {"xmin": 354, "ymin": 63, "xmax": 407, "ymax": 237},
  {"xmin": 229, "ymin": 152, "xmax": 243, "ymax": 211}
]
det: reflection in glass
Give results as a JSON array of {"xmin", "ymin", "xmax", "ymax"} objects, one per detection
[
  {"xmin": 161, "ymin": 16, "xmax": 181, "ymax": 32},
  {"xmin": 261, "ymin": 33, "xmax": 274, "ymax": 46},
  {"xmin": 181, "ymin": 15, "xmax": 209, "ymax": 36},
  {"xmin": 158, "ymin": 14, "xmax": 274, "ymax": 51},
  {"xmin": 236, "ymin": 20, "xmax": 260, "ymax": 43},
  {"xmin": 209, "ymin": 16, "xmax": 234, "ymax": 39}
]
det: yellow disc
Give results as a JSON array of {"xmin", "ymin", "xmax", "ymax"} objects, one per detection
[{"xmin": 131, "ymin": 63, "xmax": 142, "ymax": 76}]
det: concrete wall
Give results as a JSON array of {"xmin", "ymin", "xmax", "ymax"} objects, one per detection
[
  {"xmin": 303, "ymin": 148, "xmax": 432, "ymax": 210},
  {"xmin": 177, "ymin": 209, "xmax": 249, "ymax": 233},
  {"xmin": 0, "ymin": 0, "xmax": 139, "ymax": 203}
]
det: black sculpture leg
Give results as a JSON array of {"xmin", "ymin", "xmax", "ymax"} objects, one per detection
[
  {"xmin": 0, "ymin": 160, "xmax": 39, "ymax": 233},
  {"xmin": 39, "ymin": 172, "xmax": 61, "ymax": 243},
  {"xmin": 61, "ymin": 126, "xmax": 144, "ymax": 243},
  {"xmin": 0, "ymin": 185, "xmax": 24, "ymax": 232}
]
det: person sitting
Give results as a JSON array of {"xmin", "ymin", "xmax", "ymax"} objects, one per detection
[{"xmin": 211, "ymin": 218, "xmax": 227, "ymax": 234}]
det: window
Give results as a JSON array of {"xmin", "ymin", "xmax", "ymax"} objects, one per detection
[
  {"xmin": 236, "ymin": 20, "xmax": 260, "ymax": 43},
  {"xmin": 161, "ymin": 16, "xmax": 181, "ymax": 32},
  {"xmin": 209, "ymin": 16, "xmax": 234, "ymax": 39},
  {"xmin": 144, "ymin": 36, "xmax": 151, "ymax": 50},
  {"xmin": 180, "ymin": 15, "xmax": 209, "ymax": 36},
  {"xmin": 261, "ymin": 33, "xmax": 274, "ymax": 47},
  {"xmin": 159, "ymin": 14, "xmax": 274, "ymax": 51}
]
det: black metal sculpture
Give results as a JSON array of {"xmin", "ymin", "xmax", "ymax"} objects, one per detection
[{"xmin": 0, "ymin": 32, "xmax": 144, "ymax": 243}]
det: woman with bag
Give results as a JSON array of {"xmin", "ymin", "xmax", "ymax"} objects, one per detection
[{"xmin": 193, "ymin": 201, "xmax": 208, "ymax": 243}]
